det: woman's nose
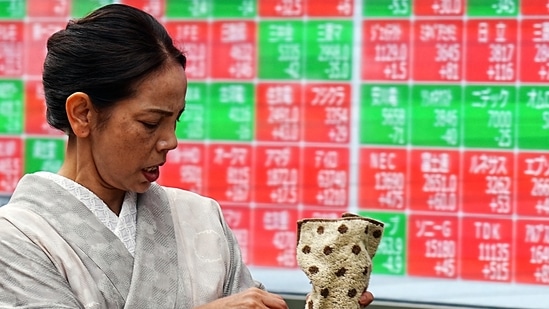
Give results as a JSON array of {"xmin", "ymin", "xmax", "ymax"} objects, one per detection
[{"xmin": 158, "ymin": 130, "xmax": 178, "ymax": 152}]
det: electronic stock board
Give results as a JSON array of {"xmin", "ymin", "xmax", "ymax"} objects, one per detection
[{"xmin": 1, "ymin": 0, "xmax": 549, "ymax": 308}]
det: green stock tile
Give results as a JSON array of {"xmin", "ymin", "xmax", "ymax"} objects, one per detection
[
  {"xmin": 71, "ymin": 0, "xmax": 114, "ymax": 17},
  {"xmin": 304, "ymin": 20, "xmax": 353, "ymax": 81},
  {"xmin": 358, "ymin": 211, "xmax": 407, "ymax": 276},
  {"xmin": 167, "ymin": 0, "xmax": 258, "ymax": 18},
  {"xmin": 467, "ymin": 0, "xmax": 518, "ymax": 16},
  {"xmin": 176, "ymin": 82, "xmax": 208, "ymax": 140},
  {"xmin": 0, "ymin": 0, "xmax": 25, "ymax": 18},
  {"xmin": 518, "ymin": 86, "xmax": 549, "ymax": 150},
  {"xmin": 360, "ymin": 83, "xmax": 409, "ymax": 145},
  {"xmin": 411, "ymin": 84, "xmax": 462, "ymax": 147},
  {"xmin": 463, "ymin": 85, "xmax": 516, "ymax": 149},
  {"xmin": 0, "ymin": 79, "xmax": 23, "ymax": 134},
  {"xmin": 24, "ymin": 138, "xmax": 65, "ymax": 173},
  {"xmin": 166, "ymin": 0, "xmax": 211, "ymax": 18},
  {"xmin": 207, "ymin": 82, "xmax": 254, "ymax": 141},
  {"xmin": 363, "ymin": 0, "xmax": 411, "ymax": 17},
  {"xmin": 258, "ymin": 20, "xmax": 304, "ymax": 80},
  {"xmin": 212, "ymin": 0, "xmax": 256, "ymax": 17}
]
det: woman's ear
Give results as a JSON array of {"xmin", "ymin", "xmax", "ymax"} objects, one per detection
[{"xmin": 66, "ymin": 92, "xmax": 93, "ymax": 138}]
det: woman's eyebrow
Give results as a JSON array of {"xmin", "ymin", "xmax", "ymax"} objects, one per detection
[{"xmin": 143, "ymin": 108, "xmax": 176, "ymax": 117}]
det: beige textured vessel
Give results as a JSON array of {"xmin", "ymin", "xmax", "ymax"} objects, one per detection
[{"xmin": 296, "ymin": 213, "xmax": 384, "ymax": 309}]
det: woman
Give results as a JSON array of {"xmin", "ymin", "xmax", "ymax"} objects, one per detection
[{"xmin": 0, "ymin": 4, "xmax": 374, "ymax": 308}]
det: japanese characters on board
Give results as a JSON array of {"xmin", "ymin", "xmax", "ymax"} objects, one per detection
[{"xmin": 0, "ymin": 0, "xmax": 548, "ymax": 286}]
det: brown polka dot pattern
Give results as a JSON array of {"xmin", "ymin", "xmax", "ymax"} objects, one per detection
[
  {"xmin": 296, "ymin": 213, "xmax": 385, "ymax": 309},
  {"xmin": 317, "ymin": 226, "xmax": 324, "ymax": 234},
  {"xmin": 373, "ymin": 229, "xmax": 382, "ymax": 238},
  {"xmin": 347, "ymin": 288, "xmax": 357, "ymax": 298},
  {"xmin": 320, "ymin": 288, "xmax": 329, "ymax": 298},
  {"xmin": 335, "ymin": 267, "xmax": 346, "ymax": 277},
  {"xmin": 338, "ymin": 224, "xmax": 348, "ymax": 234}
]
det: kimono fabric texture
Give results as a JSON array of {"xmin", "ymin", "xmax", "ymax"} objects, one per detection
[{"xmin": 0, "ymin": 173, "xmax": 261, "ymax": 308}]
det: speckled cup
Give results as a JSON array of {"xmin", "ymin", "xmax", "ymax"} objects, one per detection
[{"xmin": 296, "ymin": 213, "xmax": 384, "ymax": 309}]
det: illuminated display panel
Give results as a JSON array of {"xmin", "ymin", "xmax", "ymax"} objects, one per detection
[{"xmin": 1, "ymin": 0, "xmax": 549, "ymax": 308}]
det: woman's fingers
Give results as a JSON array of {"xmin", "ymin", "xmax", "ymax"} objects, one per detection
[
  {"xmin": 261, "ymin": 290, "xmax": 288, "ymax": 309},
  {"xmin": 359, "ymin": 290, "xmax": 374, "ymax": 306}
]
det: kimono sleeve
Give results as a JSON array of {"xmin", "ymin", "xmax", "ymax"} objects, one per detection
[
  {"xmin": 0, "ymin": 216, "xmax": 83, "ymax": 308},
  {"xmin": 215, "ymin": 203, "xmax": 265, "ymax": 296}
]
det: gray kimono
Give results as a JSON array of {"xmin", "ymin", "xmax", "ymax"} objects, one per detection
[{"xmin": 0, "ymin": 174, "xmax": 259, "ymax": 308}]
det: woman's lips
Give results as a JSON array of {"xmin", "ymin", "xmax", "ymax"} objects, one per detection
[{"xmin": 142, "ymin": 166, "xmax": 160, "ymax": 182}]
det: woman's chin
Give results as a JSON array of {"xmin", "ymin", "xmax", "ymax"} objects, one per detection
[{"xmin": 133, "ymin": 181, "xmax": 152, "ymax": 193}]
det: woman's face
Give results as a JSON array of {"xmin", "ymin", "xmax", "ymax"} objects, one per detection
[{"xmin": 86, "ymin": 63, "xmax": 187, "ymax": 194}]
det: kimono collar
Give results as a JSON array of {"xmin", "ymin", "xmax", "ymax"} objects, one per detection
[{"xmin": 8, "ymin": 174, "xmax": 179, "ymax": 307}]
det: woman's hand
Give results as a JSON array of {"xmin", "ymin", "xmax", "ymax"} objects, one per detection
[
  {"xmin": 195, "ymin": 287, "xmax": 289, "ymax": 309},
  {"xmin": 305, "ymin": 289, "xmax": 375, "ymax": 308},
  {"xmin": 359, "ymin": 290, "xmax": 374, "ymax": 307}
]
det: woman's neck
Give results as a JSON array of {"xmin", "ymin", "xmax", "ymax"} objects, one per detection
[{"xmin": 58, "ymin": 135, "xmax": 124, "ymax": 215}]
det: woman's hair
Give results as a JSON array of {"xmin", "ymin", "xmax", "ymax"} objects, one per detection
[{"xmin": 42, "ymin": 4, "xmax": 187, "ymax": 134}]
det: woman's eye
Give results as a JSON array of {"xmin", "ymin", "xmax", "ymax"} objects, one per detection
[{"xmin": 141, "ymin": 121, "xmax": 159, "ymax": 129}]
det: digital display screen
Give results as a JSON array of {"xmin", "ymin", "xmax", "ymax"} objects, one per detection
[{"xmin": 1, "ymin": 1, "xmax": 548, "ymax": 308}]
